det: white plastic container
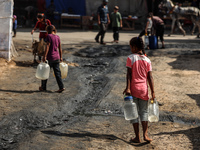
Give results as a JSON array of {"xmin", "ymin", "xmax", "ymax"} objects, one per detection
[
  {"xmin": 148, "ymin": 98, "xmax": 159, "ymax": 122},
  {"xmin": 123, "ymin": 96, "xmax": 138, "ymax": 120},
  {"xmin": 144, "ymin": 35, "xmax": 149, "ymax": 46},
  {"xmin": 59, "ymin": 62, "xmax": 68, "ymax": 79},
  {"xmin": 53, "ymin": 62, "xmax": 68, "ymax": 79},
  {"xmin": 35, "ymin": 61, "xmax": 50, "ymax": 80}
]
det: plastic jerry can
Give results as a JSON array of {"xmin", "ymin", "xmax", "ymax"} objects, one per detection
[
  {"xmin": 59, "ymin": 62, "xmax": 68, "ymax": 79},
  {"xmin": 123, "ymin": 96, "xmax": 138, "ymax": 120},
  {"xmin": 36, "ymin": 61, "xmax": 50, "ymax": 80},
  {"xmin": 53, "ymin": 62, "xmax": 68, "ymax": 79},
  {"xmin": 149, "ymin": 35, "xmax": 157, "ymax": 49},
  {"xmin": 148, "ymin": 98, "xmax": 159, "ymax": 122},
  {"xmin": 144, "ymin": 34, "xmax": 149, "ymax": 46}
]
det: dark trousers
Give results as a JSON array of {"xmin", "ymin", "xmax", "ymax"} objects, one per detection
[
  {"xmin": 95, "ymin": 23, "xmax": 107, "ymax": 43},
  {"xmin": 113, "ymin": 27, "xmax": 119, "ymax": 41},
  {"xmin": 156, "ymin": 24, "xmax": 164, "ymax": 42},
  {"xmin": 41, "ymin": 60, "xmax": 64, "ymax": 90},
  {"xmin": 13, "ymin": 23, "xmax": 16, "ymax": 36}
]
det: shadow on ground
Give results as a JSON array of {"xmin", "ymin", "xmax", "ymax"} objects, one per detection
[
  {"xmin": 41, "ymin": 130, "xmax": 150, "ymax": 147},
  {"xmin": 154, "ymin": 126, "xmax": 200, "ymax": 150},
  {"xmin": 168, "ymin": 54, "xmax": 200, "ymax": 72},
  {"xmin": 187, "ymin": 94, "xmax": 200, "ymax": 108},
  {"xmin": 0, "ymin": 89, "xmax": 54, "ymax": 94}
]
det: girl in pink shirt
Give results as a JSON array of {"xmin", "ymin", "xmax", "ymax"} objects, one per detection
[{"xmin": 123, "ymin": 37, "xmax": 155, "ymax": 143}]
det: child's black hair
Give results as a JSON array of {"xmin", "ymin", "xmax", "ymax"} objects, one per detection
[
  {"xmin": 37, "ymin": 14, "xmax": 45, "ymax": 19},
  {"xmin": 129, "ymin": 37, "xmax": 146, "ymax": 55},
  {"xmin": 46, "ymin": 25, "xmax": 57, "ymax": 34}
]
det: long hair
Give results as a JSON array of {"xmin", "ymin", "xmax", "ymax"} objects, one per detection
[{"xmin": 129, "ymin": 37, "xmax": 146, "ymax": 55}]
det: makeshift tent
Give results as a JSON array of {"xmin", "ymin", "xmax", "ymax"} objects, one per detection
[
  {"xmin": 46, "ymin": 0, "xmax": 86, "ymax": 15},
  {"xmin": 0, "ymin": 0, "xmax": 16, "ymax": 61}
]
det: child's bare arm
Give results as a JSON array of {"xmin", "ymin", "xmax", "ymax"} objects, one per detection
[
  {"xmin": 123, "ymin": 68, "xmax": 132, "ymax": 95},
  {"xmin": 147, "ymin": 71, "xmax": 155, "ymax": 100},
  {"xmin": 58, "ymin": 42, "xmax": 63, "ymax": 61},
  {"xmin": 43, "ymin": 42, "xmax": 50, "ymax": 62}
]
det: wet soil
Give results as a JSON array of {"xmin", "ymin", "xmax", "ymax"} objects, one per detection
[{"xmin": 0, "ymin": 29, "xmax": 200, "ymax": 150}]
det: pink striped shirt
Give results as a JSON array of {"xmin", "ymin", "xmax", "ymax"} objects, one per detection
[{"xmin": 126, "ymin": 54, "xmax": 152, "ymax": 100}]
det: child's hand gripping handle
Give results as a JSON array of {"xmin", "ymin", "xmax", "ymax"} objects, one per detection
[{"xmin": 150, "ymin": 98, "xmax": 157, "ymax": 104}]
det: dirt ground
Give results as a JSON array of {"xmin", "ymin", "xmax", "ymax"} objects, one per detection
[{"xmin": 0, "ymin": 28, "xmax": 200, "ymax": 150}]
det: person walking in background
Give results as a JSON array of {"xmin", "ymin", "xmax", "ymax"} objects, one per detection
[
  {"xmin": 31, "ymin": 13, "xmax": 51, "ymax": 42},
  {"xmin": 139, "ymin": 14, "xmax": 152, "ymax": 50},
  {"xmin": 95, "ymin": 0, "xmax": 110, "ymax": 45},
  {"xmin": 40, "ymin": 25, "xmax": 65, "ymax": 93},
  {"xmin": 149, "ymin": 12, "xmax": 165, "ymax": 49},
  {"xmin": 123, "ymin": 37, "xmax": 155, "ymax": 143},
  {"xmin": 13, "ymin": 15, "xmax": 17, "ymax": 37},
  {"xmin": 110, "ymin": 6, "xmax": 122, "ymax": 43},
  {"xmin": 31, "ymin": 13, "xmax": 51, "ymax": 61}
]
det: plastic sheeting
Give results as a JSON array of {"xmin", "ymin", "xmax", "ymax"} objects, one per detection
[
  {"xmin": 46, "ymin": 0, "xmax": 86, "ymax": 15},
  {"xmin": 0, "ymin": 0, "xmax": 13, "ymax": 61}
]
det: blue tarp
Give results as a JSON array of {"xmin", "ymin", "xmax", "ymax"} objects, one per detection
[{"xmin": 45, "ymin": 0, "xmax": 86, "ymax": 15}]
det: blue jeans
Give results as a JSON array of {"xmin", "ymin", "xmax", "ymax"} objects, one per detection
[{"xmin": 41, "ymin": 59, "xmax": 64, "ymax": 90}]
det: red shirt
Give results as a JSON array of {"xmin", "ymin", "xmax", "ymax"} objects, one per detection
[
  {"xmin": 126, "ymin": 54, "xmax": 152, "ymax": 100},
  {"xmin": 35, "ymin": 19, "xmax": 51, "ymax": 38}
]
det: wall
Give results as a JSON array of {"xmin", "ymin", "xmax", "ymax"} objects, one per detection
[
  {"xmin": 85, "ymin": 0, "xmax": 147, "ymax": 17},
  {"xmin": 0, "ymin": 0, "xmax": 13, "ymax": 61}
]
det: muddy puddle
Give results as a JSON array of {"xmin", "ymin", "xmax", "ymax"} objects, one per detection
[{"xmin": 0, "ymin": 41, "xmax": 200, "ymax": 149}]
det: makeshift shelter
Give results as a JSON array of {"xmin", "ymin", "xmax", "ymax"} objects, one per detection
[
  {"xmin": 46, "ymin": 0, "xmax": 86, "ymax": 15},
  {"xmin": 0, "ymin": 0, "xmax": 17, "ymax": 61}
]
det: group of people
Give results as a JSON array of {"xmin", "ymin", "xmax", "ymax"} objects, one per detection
[
  {"xmin": 29, "ymin": 0, "xmax": 156, "ymax": 143},
  {"xmin": 95, "ymin": 0, "xmax": 123, "ymax": 45},
  {"xmin": 139, "ymin": 12, "xmax": 165, "ymax": 49},
  {"xmin": 31, "ymin": 13, "xmax": 65, "ymax": 93}
]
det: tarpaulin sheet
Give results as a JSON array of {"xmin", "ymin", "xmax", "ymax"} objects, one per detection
[
  {"xmin": 46, "ymin": 0, "xmax": 86, "ymax": 15},
  {"xmin": 0, "ymin": 0, "xmax": 13, "ymax": 60}
]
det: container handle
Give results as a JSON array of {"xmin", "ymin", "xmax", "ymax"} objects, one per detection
[{"xmin": 150, "ymin": 98, "xmax": 156, "ymax": 104}]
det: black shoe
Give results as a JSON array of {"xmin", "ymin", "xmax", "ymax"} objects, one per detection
[
  {"xmin": 100, "ymin": 42, "xmax": 106, "ymax": 45},
  {"xmin": 95, "ymin": 38, "xmax": 99, "ymax": 43},
  {"xmin": 39, "ymin": 86, "xmax": 46, "ymax": 92},
  {"xmin": 56, "ymin": 88, "xmax": 65, "ymax": 93}
]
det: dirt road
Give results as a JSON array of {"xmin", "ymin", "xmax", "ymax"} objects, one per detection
[{"xmin": 0, "ymin": 29, "xmax": 200, "ymax": 150}]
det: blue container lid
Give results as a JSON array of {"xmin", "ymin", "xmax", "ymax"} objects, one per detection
[{"xmin": 124, "ymin": 96, "xmax": 133, "ymax": 101}]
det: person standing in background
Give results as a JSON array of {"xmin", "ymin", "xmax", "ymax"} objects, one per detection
[
  {"xmin": 95, "ymin": 0, "xmax": 110, "ymax": 45},
  {"xmin": 13, "ymin": 15, "xmax": 17, "ymax": 37},
  {"xmin": 31, "ymin": 14, "xmax": 51, "ymax": 62},
  {"xmin": 110, "ymin": 6, "xmax": 122, "ymax": 43},
  {"xmin": 150, "ymin": 12, "xmax": 165, "ymax": 49},
  {"xmin": 139, "ymin": 14, "xmax": 152, "ymax": 50}
]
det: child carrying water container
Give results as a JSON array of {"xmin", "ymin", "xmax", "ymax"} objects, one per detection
[
  {"xmin": 123, "ymin": 37, "xmax": 155, "ymax": 143},
  {"xmin": 39, "ymin": 25, "xmax": 65, "ymax": 93}
]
